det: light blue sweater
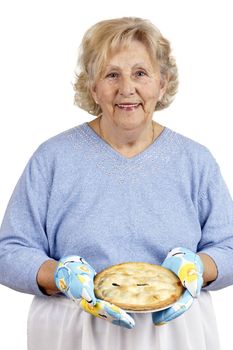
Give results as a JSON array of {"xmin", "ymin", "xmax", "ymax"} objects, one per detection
[{"xmin": 0, "ymin": 123, "xmax": 233, "ymax": 296}]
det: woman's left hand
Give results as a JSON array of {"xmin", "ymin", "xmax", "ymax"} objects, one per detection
[
  {"xmin": 80, "ymin": 298, "xmax": 135, "ymax": 329},
  {"xmin": 161, "ymin": 247, "xmax": 204, "ymax": 297},
  {"xmin": 152, "ymin": 247, "xmax": 204, "ymax": 325},
  {"xmin": 152, "ymin": 289, "xmax": 193, "ymax": 325}
]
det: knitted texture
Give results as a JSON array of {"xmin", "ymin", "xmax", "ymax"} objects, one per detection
[{"xmin": 0, "ymin": 123, "xmax": 232, "ymax": 296}]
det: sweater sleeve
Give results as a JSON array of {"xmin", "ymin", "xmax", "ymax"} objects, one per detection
[
  {"xmin": 197, "ymin": 159, "xmax": 233, "ymax": 291},
  {"xmin": 0, "ymin": 146, "xmax": 53, "ymax": 296}
]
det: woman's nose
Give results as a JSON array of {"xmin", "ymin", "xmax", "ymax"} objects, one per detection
[{"xmin": 118, "ymin": 76, "xmax": 135, "ymax": 96}]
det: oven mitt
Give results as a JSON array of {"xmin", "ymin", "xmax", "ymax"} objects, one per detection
[
  {"xmin": 54, "ymin": 255, "xmax": 97, "ymax": 305},
  {"xmin": 152, "ymin": 247, "xmax": 204, "ymax": 325},
  {"xmin": 80, "ymin": 298, "xmax": 135, "ymax": 329},
  {"xmin": 152, "ymin": 289, "xmax": 194, "ymax": 325},
  {"xmin": 161, "ymin": 247, "xmax": 204, "ymax": 297},
  {"xmin": 54, "ymin": 256, "xmax": 135, "ymax": 329}
]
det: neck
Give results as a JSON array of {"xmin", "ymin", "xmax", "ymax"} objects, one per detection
[{"xmin": 97, "ymin": 116, "xmax": 162, "ymax": 158}]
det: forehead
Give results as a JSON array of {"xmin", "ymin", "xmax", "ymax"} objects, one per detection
[{"xmin": 104, "ymin": 40, "xmax": 156, "ymax": 69}]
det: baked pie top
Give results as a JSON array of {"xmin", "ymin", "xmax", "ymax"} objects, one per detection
[{"xmin": 94, "ymin": 262, "xmax": 184, "ymax": 311}]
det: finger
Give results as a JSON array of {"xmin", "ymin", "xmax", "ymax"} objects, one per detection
[
  {"xmin": 80, "ymin": 298, "xmax": 135, "ymax": 329},
  {"xmin": 152, "ymin": 290, "xmax": 194, "ymax": 325}
]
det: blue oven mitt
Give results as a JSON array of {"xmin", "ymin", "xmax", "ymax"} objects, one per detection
[
  {"xmin": 152, "ymin": 289, "xmax": 194, "ymax": 325},
  {"xmin": 80, "ymin": 298, "xmax": 135, "ymax": 329},
  {"xmin": 152, "ymin": 247, "xmax": 204, "ymax": 325},
  {"xmin": 54, "ymin": 256, "xmax": 135, "ymax": 329}
]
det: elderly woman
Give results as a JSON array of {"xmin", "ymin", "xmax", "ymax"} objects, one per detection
[{"xmin": 0, "ymin": 17, "xmax": 232, "ymax": 350}]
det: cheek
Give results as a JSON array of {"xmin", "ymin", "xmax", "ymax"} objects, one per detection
[
  {"xmin": 98, "ymin": 95, "xmax": 115, "ymax": 114},
  {"xmin": 96, "ymin": 85, "xmax": 115, "ymax": 106},
  {"xmin": 141, "ymin": 81, "xmax": 161, "ymax": 102},
  {"xmin": 141, "ymin": 86, "xmax": 161, "ymax": 113}
]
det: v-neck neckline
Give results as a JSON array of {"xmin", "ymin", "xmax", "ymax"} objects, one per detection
[{"xmin": 80, "ymin": 122, "xmax": 172, "ymax": 164}]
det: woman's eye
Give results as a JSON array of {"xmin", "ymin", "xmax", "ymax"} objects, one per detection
[
  {"xmin": 106, "ymin": 72, "xmax": 119, "ymax": 79},
  {"xmin": 135, "ymin": 70, "xmax": 146, "ymax": 77}
]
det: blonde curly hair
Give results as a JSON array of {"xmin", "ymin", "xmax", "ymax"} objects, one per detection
[{"xmin": 73, "ymin": 17, "xmax": 178, "ymax": 115}]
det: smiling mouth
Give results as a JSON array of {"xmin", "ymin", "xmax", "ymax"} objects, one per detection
[{"xmin": 116, "ymin": 103, "xmax": 141, "ymax": 111}]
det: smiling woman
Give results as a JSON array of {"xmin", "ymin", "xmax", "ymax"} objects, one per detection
[
  {"xmin": 74, "ymin": 17, "xmax": 178, "ymax": 115},
  {"xmin": 0, "ymin": 16, "xmax": 232, "ymax": 350},
  {"xmin": 74, "ymin": 18, "xmax": 178, "ymax": 158},
  {"xmin": 89, "ymin": 41, "xmax": 166, "ymax": 157}
]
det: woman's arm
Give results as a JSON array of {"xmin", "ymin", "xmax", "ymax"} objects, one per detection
[
  {"xmin": 36, "ymin": 260, "xmax": 60, "ymax": 295},
  {"xmin": 0, "ymin": 146, "xmax": 54, "ymax": 296},
  {"xmin": 197, "ymin": 252, "xmax": 218, "ymax": 286},
  {"xmin": 36, "ymin": 254, "xmax": 218, "ymax": 296}
]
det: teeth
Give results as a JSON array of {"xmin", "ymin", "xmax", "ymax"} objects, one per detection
[{"xmin": 117, "ymin": 104, "xmax": 139, "ymax": 108}]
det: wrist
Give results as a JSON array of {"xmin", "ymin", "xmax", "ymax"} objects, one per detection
[
  {"xmin": 37, "ymin": 259, "xmax": 60, "ymax": 295},
  {"xmin": 197, "ymin": 252, "xmax": 218, "ymax": 285}
]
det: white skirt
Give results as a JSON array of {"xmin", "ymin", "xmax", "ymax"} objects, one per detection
[{"xmin": 27, "ymin": 291, "xmax": 220, "ymax": 350}]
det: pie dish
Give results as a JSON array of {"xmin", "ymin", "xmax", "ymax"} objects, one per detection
[{"xmin": 94, "ymin": 262, "xmax": 184, "ymax": 312}]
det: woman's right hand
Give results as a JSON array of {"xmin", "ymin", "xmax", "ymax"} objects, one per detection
[
  {"xmin": 54, "ymin": 255, "xmax": 97, "ymax": 305},
  {"xmin": 54, "ymin": 256, "xmax": 135, "ymax": 329},
  {"xmin": 80, "ymin": 298, "xmax": 135, "ymax": 329}
]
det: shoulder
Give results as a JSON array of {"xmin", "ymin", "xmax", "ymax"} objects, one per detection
[
  {"xmin": 31, "ymin": 123, "xmax": 89, "ymax": 161},
  {"xmin": 166, "ymin": 128, "xmax": 221, "ymax": 192},
  {"xmin": 168, "ymin": 128, "xmax": 217, "ymax": 168},
  {"xmin": 37, "ymin": 124, "xmax": 86, "ymax": 153},
  {"xmin": 24, "ymin": 123, "xmax": 90, "ymax": 179}
]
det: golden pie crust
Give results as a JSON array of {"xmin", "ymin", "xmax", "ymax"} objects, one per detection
[{"xmin": 94, "ymin": 262, "xmax": 184, "ymax": 311}]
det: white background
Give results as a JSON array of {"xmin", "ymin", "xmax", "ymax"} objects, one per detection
[{"xmin": 0, "ymin": 1, "xmax": 232, "ymax": 349}]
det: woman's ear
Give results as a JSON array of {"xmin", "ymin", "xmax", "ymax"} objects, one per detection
[
  {"xmin": 159, "ymin": 75, "xmax": 168, "ymax": 101},
  {"xmin": 90, "ymin": 82, "xmax": 98, "ymax": 104}
]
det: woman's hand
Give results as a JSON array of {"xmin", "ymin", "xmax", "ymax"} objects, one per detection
[
  {"xmin": 54, "ymin": 255, "xmax": 97, "ymax": 305},
  {"xmin": 80, "ymin": 298, "xmax": 135, "ymax": 329},
  {"xmin": 54, "ymin": 256, "xmax": 135, "ymax": 329},
  {"xmin": 152, "ymin": 247, "xmax": 204, "ymax": 325},
  {"xmin": 161, "ymin": 247, "xmax": 204, "ymax": 297},
  {"xmin": 152, "ymin": 289, "xmax": 194, "ymax": 325}
]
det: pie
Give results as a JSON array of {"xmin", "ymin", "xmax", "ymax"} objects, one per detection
[{"xmin": 94, "ymin": 262, "xmax": 184, "ymax": 311}]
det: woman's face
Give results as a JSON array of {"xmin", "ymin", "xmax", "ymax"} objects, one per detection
[{"xmin": 91, "ymin": 40, "xmax": 166, "ymax": 131}]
